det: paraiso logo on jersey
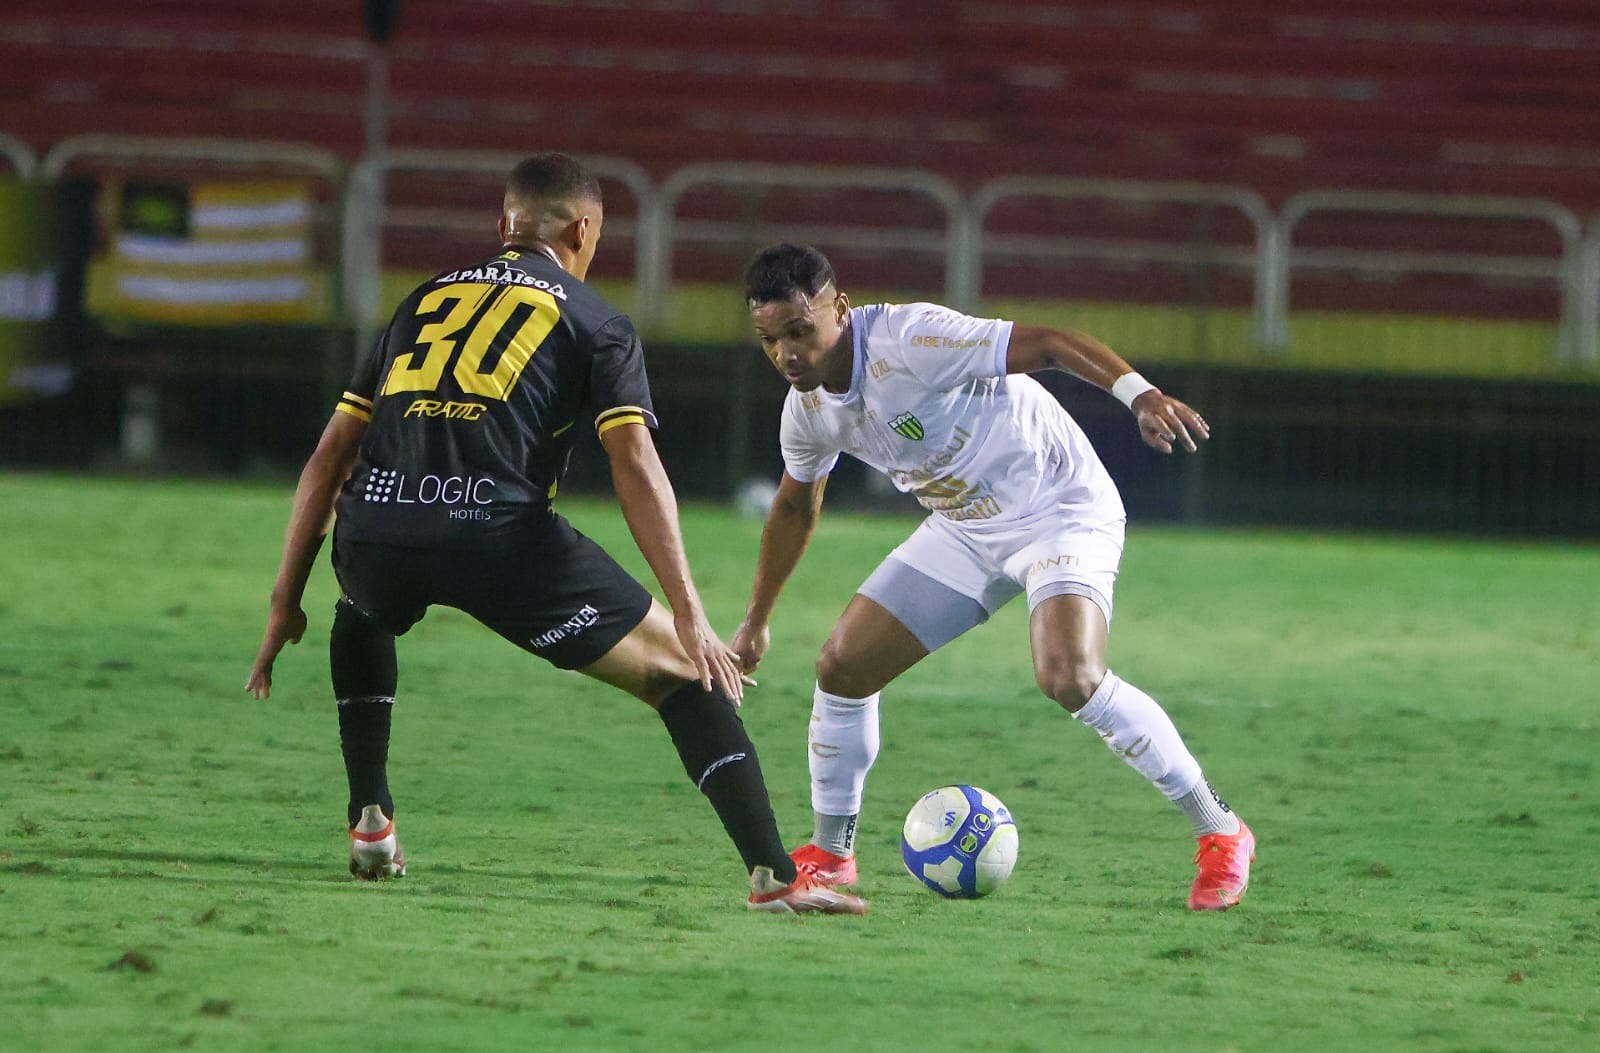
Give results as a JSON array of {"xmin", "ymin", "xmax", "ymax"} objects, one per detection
[
  {"xmin": 435, "ymin": 261, "xmax": 567, "ymax": 300},
  {"xmin": 888, "ymin": 411, "xmax": 925, "ymax": 441}
]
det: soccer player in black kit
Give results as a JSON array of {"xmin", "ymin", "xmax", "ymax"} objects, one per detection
[{"xmin": 246, "ymin": 153, "xmax": 864, "ymax": 915}]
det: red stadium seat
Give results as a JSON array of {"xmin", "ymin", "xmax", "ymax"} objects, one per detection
[{"xmin": 3, "ymin": 0, "xmax": 1595, "ymax": 318}]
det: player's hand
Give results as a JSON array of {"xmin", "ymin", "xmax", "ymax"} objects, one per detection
[
  {"xmin": 245, "ymin": 603, "xmax": 308, "ymax": 700},
  {"xmin": 730, "ymin": 618, "xmax": 771, "ymax": 679},
  {"xmin": 673, "ymin": 607, "xmax": 750, "ymax": 705},
  {"xmin": 1132, "ymin": 390, "xmax": 1210, "ymax": 454}
]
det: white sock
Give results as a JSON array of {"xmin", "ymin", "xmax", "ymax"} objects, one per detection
[
  {"xmin": 813, "ymin": 814, "xmax": 859, "ymax": 857},
  {"xmin": 1073, "ymin": 671, "xmax": 1224, "ymax": 819},
  {"xmin": 809, "ymin": 685, "xmax": 880, "ymax": 855},
  {"xmin": 1175, "ymin": 778, "xmax": 1242, "ymax": 838}
]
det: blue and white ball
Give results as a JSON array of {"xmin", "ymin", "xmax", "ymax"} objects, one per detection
[
  {"xmin": 733, "ymin": 476, "xmax": 779, "ymax": 520},
  {"xmin": 901, "ymin": 785, "xmax": 1019, "ymax": 898}
]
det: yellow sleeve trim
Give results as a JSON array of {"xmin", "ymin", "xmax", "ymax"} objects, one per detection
[
  {"xmin": 335, "ymin": 402, "xmax": 372, "ymax": 422},
  {"xmin": 596, "ymin": 404, "xmax": 646, "ymax": 424},
  {"xmin": 342, "ymin": 391, "xmax": 374, "ymax": 409},
  {"xmin": 596, "ymin": 413, "xmax": 646, "ymax": 438}
]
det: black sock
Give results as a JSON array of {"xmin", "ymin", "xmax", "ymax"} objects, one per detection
[
  {"xmin": 658, "ymin": 682, "xmax": 797, "ymax": 883},
  {"xmin": 331, "ymin": 600, "xmax": 397, "ymax": 828},
  {"xmin": 337, "ymin": 700, "xmax": 394, "ymax": 828}
]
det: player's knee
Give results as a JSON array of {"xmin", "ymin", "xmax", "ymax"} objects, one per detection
[
  {"xmin": 1034, "ymin": 654, "xmax": 1104, "ymax": 712},
  {"xmin": 815, "ymin": 639, "xmax": 881, "ymax": 698},
  {"xmin": 331, "ymin": 600, "xmax": 398, "ymax": 700},
  {"xmin": 640, "ymin": 665, "xmax": 696, "ymax": 708}
]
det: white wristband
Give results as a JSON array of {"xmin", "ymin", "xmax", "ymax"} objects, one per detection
[{"xmin": 1111, "ymin": 372, "xmax": 1157, "ymax": 410}]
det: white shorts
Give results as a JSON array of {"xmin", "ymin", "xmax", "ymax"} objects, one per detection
[{"xmin": 857, "ymin": 513, "xmax": 1125, "ymax": 652}]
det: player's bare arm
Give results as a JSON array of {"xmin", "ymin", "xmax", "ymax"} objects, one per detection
[
  {"xmin": 1006, "ymin": 324, "xmax": 1210, "ymax": 455},
  {"xmin": 246, "ymin": 411, "xmax": 365, "ymax": 699},
  {"xmin": 732, "ymin": 471, "xmax": 828, "ymax": 674},
  {"xmin": 600, "ymin": 421, "xmax": 746, "ymax": 700}
]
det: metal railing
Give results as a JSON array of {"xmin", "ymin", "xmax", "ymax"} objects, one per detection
[
  {"xmin": 966, "ymin": 176, "xmax": 1274, "ymax": 339},
  {"xmin": 41, "ymin": 134, "xmax": 344, "ymax": 185},
  {"xmin": 5, "ymin": 128, "xmax": 1599, "ymax": 372},
  {"xmin": 1583, "ymin": 214, "xmax": 1600, "ymax": 367},
  {"xmin": 651, "ymin": 162, "xmax": 967, "ymax": 330},
  {"xmin": 1269, "ymin": 190, "xmax": 1590, "ymax": 365},
  {"xmin": 0, "ymin": 133, "xmax": 38, "ymax": 179}
]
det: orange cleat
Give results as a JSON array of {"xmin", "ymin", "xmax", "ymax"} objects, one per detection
[
  {"xmin": 1188, "ymin": 821, "xmax": 1253, "ymax": 911},
  {"xmin": 349, "ymin": 804, "xmax": 407, "ymax": 880},
  {"xmin": 747, "ymin": 866, "xmax": 868, "ymax": 915},
  {"xmin": 790, "ymin": 843, "xmax": 858, "ymax": 887}
]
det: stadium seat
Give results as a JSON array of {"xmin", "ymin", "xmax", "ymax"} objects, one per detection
[{"xmin": 4, "ymin": 0, "xmax": 1596, "ymax": 319}]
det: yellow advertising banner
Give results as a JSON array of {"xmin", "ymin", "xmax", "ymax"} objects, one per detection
[{"xmin": 104, "ymin": 179, "xmax": 327, "ymax": 324}]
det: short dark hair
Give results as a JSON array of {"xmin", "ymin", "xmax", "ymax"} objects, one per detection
[
  {"xmin": 507, "ymin": 152, "xmax": 602, "ymax": 215},
  {"xmin": 744, "ymin": 243, "xmax": 836, "ymax": 306}
]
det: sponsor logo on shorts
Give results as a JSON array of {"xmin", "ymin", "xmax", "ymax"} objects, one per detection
[
  {"xmin": 1028, "ymin": 553, "xmax": 1082, "ymax": 577},
  {"xmin": 530, "ymin": 604, "xmax": 600, "ymax": 650},
  {"xmin": 362, "ymin": 469, "xmax": 496, "ymax": 521}
]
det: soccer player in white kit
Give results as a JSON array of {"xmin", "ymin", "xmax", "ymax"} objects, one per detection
[{"xmin": 731, "ymin": 243, "xmax": 1254, "ymax": 911}]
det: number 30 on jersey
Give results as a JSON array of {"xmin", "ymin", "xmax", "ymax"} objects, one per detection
[{"xmin": 382, "ymin": 282, "xmax": 560, "ymax": 402}]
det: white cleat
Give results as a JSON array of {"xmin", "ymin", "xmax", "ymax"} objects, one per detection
[
  {"xmin": 349, "ymin": 804, "xmax": 407, "ymax": 880},
  {"xmin": 746, "ymin": 865, "xmax": 867, "ymax": 915}
]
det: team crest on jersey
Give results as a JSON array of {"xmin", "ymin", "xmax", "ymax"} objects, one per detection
[{"xmin": 889, "ymin": 411, "xmax": 925, "ymax": 441}]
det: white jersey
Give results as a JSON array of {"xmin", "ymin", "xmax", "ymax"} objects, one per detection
[{"xmin": 780, "ymin": 303, "xmax": 1126, "ymax": 534}]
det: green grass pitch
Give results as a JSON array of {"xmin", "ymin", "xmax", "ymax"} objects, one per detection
[{"xmin": 2, "ymin": 473, "xmax": 1597, "ymax": 1051}]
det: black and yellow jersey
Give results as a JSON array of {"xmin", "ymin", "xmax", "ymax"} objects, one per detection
[{"xmin": 332, "ymin": 245, "xmax": 657, "ymax": 548}]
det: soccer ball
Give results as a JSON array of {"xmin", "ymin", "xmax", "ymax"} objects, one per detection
[
  {"xmin": 733, "ymin": 476, "xmax": 778, "ymax": 520},
  {"xmin": 901, "ymin": 784, "xmax": 1018, "ymax": 898}
]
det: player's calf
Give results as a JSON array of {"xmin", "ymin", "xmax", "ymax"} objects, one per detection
[
  {"xmin": 332, "ymin": 600, "xmax": 399, "ymax": 828},
  {"xmin": 657, "ymin": 681, "xmax": 797, "ymax": 884}
]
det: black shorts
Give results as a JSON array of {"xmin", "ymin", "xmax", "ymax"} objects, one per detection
[{"xmin": 331, "ymin": 515, "xmax": 654, "ymax": 670}]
